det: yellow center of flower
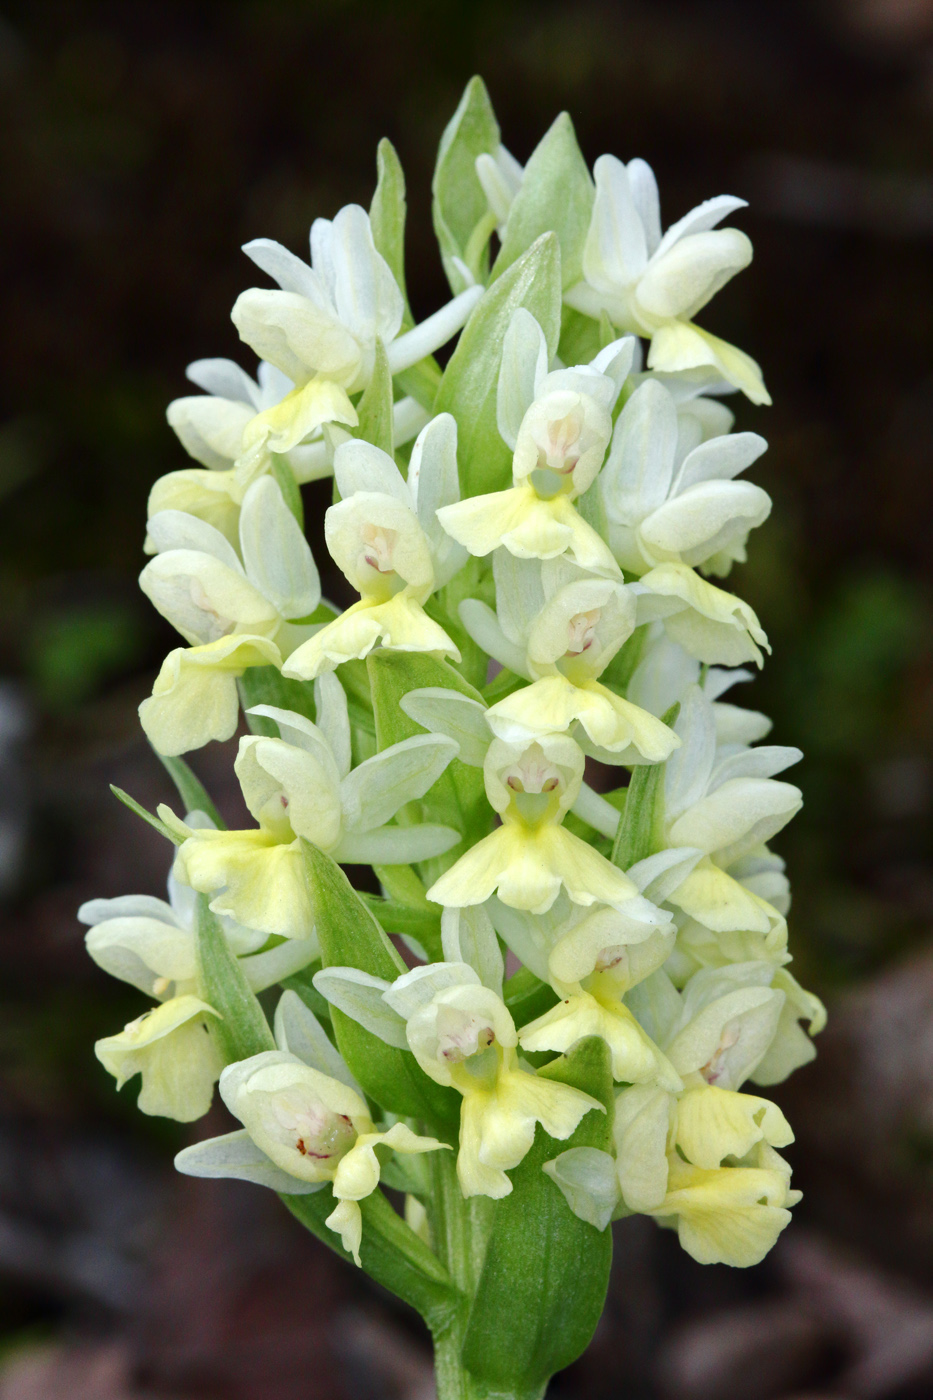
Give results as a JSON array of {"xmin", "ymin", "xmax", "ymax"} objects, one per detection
[
  {"xmin": 529, "ymin": 409, "xmax": 587, "ymax": 498},
  {"xmin": 564, "ymin": 609, "xmax": 600, "ymax": 656},
  {"xmin": 501, "ymin": 744, "xmax": 566, "ymax": 826},
  {"xmin": 260, "ymin": 1085, "xmax": 357, "ymax": 1164},
  {"xmin": 583, "ymin": 944, "xmax": 633, "ymax": 1002}
]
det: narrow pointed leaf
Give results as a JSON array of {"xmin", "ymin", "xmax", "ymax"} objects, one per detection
[
  {"xmin": 154, "ymin": 751, "xmax": 225, "ymax": 828},
  {"xmin": 370, "ymin": 137, "xmax": 413, "ymax": 331},
  {"xmin": 353, "ymin": 336, "xmax": 394, "ymax": 456},
  {"xmin": 195, "ymin": 894, "xmax": 275, "ymax": 1062},
  {"xmin": 110, "ymin": 786, "xmax": 179, "ymax": 844},
  {"xmin": 493, "ymin": 112, "xmax": 594, "ymax": 290},
  {"xmin": 432, "ymin": 75, "xmax": 500, "ymax": 293},
  {"xmin": 435, "ymin": 233, "xmax": 562, "ymax": 496},
  {"xmin": 301, "ymin": 839, "xmax": 459, "ymax": 1126},
  {"xmin": 610, "ymin": 702, "xmax": 679, "ymax": 870}
]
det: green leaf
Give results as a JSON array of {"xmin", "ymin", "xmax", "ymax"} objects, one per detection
[
  {"xmin": 281, "ymin": 961, "xmax": 332, "ymax": 1023},
  {"xmin": 460, "ymin": 1038, "xmax": 614, "ymax": 1394},
  {"xmin": 435, "ymin": 233, "xmax": 562, "ymax": 497},
  {"xmin": 270, "ymin": 452, "xmax": 304, "ymax": 528},
  {"xmin": 558, "ymin": 303, "xmax": 603, "ymax": 367},
  {"xmin": 301, "ymin": 838, "xmax": 459, "ymax": 1126},
  {"xmin": 284, "ymin": 1187, "xmax": 461, "ymax": 1332},
  {"xmin": 432, "ymin": 75, "xmax": 500, "ymax": 293},
  {"xmin": 237, "ymin": 665, "xmax": 317, "ymax": 733},
  {"xmin": 370, "ymin": 137, "xmax": 413, "ymax": 332},
  {"xmin": 492, "ymin": 112, "xmax": 594, "ymax": 291},
  {"xmin": 153, "ymin": 750, "xmax": 225, "ymax": 829},
  {"xmin": 367, "ymin": 651, "xmax": 491, "ymax": 880},
  {"xmin": 362, "ymin": 895, "xmax": 443, "ymax": 960},
  {"xmin": 110, "ymin": 785, "xmax": 178, "ymax": 844},
  {"xmin": 429, "ymin": 554, "xmax": 493, "ymax": 692},
  {"xmin": 394, "ymin": 358, "xmax": 442, "ymax": 412},
  {"xmin": 610, "ymin": 701, "xmax": 680, "ymax": 869},
  {"xmin": 195, "ymin": 894, "xmax": 275, "ymax": 1062},
  {"xmin": 352, "ymin": 336, "xmax": 394, "ymax": 456}
]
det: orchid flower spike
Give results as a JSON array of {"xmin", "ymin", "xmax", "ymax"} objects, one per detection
[
  {"xmin": 565, "ymin": 156, "xmax": 770, "ymax": 404},
  {"xmin": 138, "ymin": 476, "xmax": 321, "ymax": 755},
  {"xmin": 282, "ymin": 429, "xmax": 463, "ymax": 679},
  {"xmin": 231, "ymin": 204, "xmax": 481, "ymax": 470},
  {"xmin": 436, "ymin": 312, "xmax": 633, "ymax": 574},
  {"xmin": 162, "ymin": 678, "xmax": 459, "ymax": 939}
]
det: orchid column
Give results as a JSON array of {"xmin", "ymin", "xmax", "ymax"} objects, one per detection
[{"xmin": 83, "ymin": 76, "xmax": 823, "ymax": 1400}]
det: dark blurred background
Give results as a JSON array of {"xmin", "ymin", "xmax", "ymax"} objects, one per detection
[{"xmin": 0, "ymin": 2, "xmax": 931, "ymax": 1396}]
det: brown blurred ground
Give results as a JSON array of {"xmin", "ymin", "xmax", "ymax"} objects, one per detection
[{"xmin": 0, "ymin": 1, "xmax": 931, "ymax": 1396}]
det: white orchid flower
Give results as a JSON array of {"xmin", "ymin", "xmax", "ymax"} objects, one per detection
[
  {"xmin": 94, "ymin": 995, "xmax": 223, "ymax": 1123},
  {"xmin": 565, "ymin": 155, "xmax": 769, "ymax": 404},
  {"xmin": 230, "ymin": 204, "xmax": 481, "ymax": 466},
  {"xmin": 545, "ymin": 962, "xmax": 807, "ymax": 1262},
  {"xmin": 513, "ymin": 897, "xmax": 680, "ymax": 1087},
  {"xmin": 157, "ymin": 356, "xmax": 432, "ymax": 545},
  {"xmin": 83, "ymin": 827, "xmax": 318, "ymax": 1122},
  {"xmin": 139, "ymin": 476, "xmax": 321, "ymax": 755},
  {"xmin": 658, "ymin": 685, "xmax": 803, "ymax": 936},
  {"xmin": 626, "ymin": 628, "xmax": 775, "ymax": 747},
  {"xmin": 601, "ymin": 378, "xmax": 771, "ymax": 577},
  {"xmin": 282, "ymin": 428, "xmax": 462, "ymax": 679},
  {"xmin": 314, "ymin": 953, "xmax": 602, "ymax": 1201},
  {"xmin": 175, "ymin": 992, "xmax": 445, "ymax": 1264},
  {"xmin": 437, "ymin": 311, "xmax": 633, "ymax": 575},
  {"xmin": 470, "ymin": 553, "xmax": 678, "ymax": 762},
  {"xmin": 425, "ymin": 733, "xmax": 638, "ymax": 915},
  {"xmin": 163, "ymin": 678, "xmax": 459, "ymax": 939}
]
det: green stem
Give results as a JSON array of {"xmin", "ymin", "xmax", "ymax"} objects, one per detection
[{"xmin": 428, "ymin": 1146, "xmax": 496, "ymax": 1400}]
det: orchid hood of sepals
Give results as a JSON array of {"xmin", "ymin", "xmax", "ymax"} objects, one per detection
[
  {"xmin": 282, "ymin": 435, "xmax": 461, "ymax": 679},
  {"xmin": 483, "ymin": 562, "xmax": 679, "ymax": 761},
  {"xmin": 139, "ymin": 476, "xmax": 321, "ymax": 755},
  {"xmin": 192, "ymin": 1050, "xmax": 446, "ymax": 1265},
  {"xmin": 230, "ymin": 203, "xmax": 481, "ymax": 456},
  {"xmin": 435, "ymin": 312, "xmax": 630, "ymax": 574},
  {"xmin": 564, "ymin": 155, "xmax": 770, "ymax": 405},
  {"xmin": 600, "ymin": 378, "xmax": 771, "ymax": 577},
  {"xmin": 657, "ymin": 686, "xmax": 803, "ymax": 934},
  {"xmin": 426, "ymin": 734, "xmax": 639, "ymax": 915},
  {"xmin": 380, "ymin": 962, "xmax": 604, "ymax": 1199},
  {"xmin": 165, "ymin": 682, "xmax": 459, "ymax": 938},
  {"xmin": 94, "ymin": 995, "xmax": 223, "ymax": 1122}
]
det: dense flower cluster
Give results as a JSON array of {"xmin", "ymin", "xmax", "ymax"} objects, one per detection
[{"xmin": 84, "ymin": 77, "xmax": 822, "ymax": 1395}]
